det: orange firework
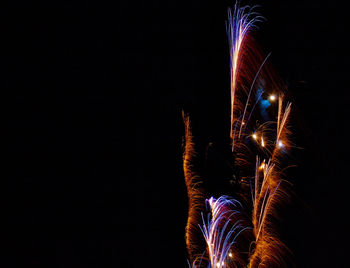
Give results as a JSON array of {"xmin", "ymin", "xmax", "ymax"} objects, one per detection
[{"xmin": 182, "ymin": 112, "xmax": 206, "ymax": 265}]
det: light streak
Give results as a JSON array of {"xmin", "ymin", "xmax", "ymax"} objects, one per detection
[
  {"xmin": 182, "ymin": 112, "xmax": 206, "ymax": 264},
  {"xmin": 227, "ymin": 3, "xmax": 264, "ymax": 150},
  {"xmin": 199, "ymin": 196, "xmax": 251, "ymax": 268},
  {"xmin": 238, "ymin": 53, "xmax": 271, "ymax": 139}
]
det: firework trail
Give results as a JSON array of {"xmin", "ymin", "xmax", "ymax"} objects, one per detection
[
  {"xmin": 183, "ymin": 112, "xmax": 206, "ymax": 264},
  {"xmin": 227, "ymin": 3, "xmax": 264, "ymax": 150},
  {"xmin": 199, "ymin": 196, "xmax": 252, "ymax": 268},
  {"xmin": 183, "ymin": 2, "xmax": 295, "ymax": 267}
]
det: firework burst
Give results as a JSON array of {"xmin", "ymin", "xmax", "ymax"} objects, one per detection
[{"xmin": 182, "ymin": 2, "xmax": 296, "ymax": 267}]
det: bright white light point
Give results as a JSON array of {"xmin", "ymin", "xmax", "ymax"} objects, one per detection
[
  {"xmin": 252, "ymin": 133, "xmax": 257, "ymax": 140},
  {"xmin": 269, "ymin": 94, "xmax": 276, "ymax": 101},
  {"xmin": 261, "ymin": 137, "xmax": 265, "ymax": 147},
  {"xmin": 242, "ymin": 122, "xmax": 245, "ymax": 125},
  {"xmin": 278, "ymin": 140, "xmax": 284, "ymax": 148},
  {"xmin": 259, "ymin": 162, "xmax": 265, "ymax": 170},
  {"xmin": 228, "ymin": 252, "xmax": 233, "ymax": 258}
]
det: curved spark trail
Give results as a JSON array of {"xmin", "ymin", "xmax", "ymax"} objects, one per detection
[
  {"xmin": 227, "ymin": 3, "xmax": 264, "ymax": 151},
  {"xmin": 199, "ymin": 197, "xmax": 251, "ymax": 268},
  {"xmin": 183, "ymin": 2, "xmax": 295, "ymax": 267}
]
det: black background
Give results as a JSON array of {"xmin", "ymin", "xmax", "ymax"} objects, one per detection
[{"xmin": 2, "ymin": 0, "xmax": 350, "ymax": 267}]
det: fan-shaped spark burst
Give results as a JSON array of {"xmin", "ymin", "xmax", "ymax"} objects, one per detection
[
  {"xmin": 227, "ymin": 3, "xmax": 264, "ymax": 150},
  {"xmin": 199, "ymin": 196, "xmax": 251, "ymax": 268}
]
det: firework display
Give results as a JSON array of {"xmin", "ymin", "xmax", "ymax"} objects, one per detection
[{"xmin": 183, "ymin": 2, "xmax": 294, "ymax": 267}]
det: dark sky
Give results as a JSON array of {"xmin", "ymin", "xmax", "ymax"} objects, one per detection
[{"xmin": 2, "ymin": 0, "xmax": 350, "ymax": 267}]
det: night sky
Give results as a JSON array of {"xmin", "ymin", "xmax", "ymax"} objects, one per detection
[{"xmin": 2, "ymin": 0, "xmax": 350, "ymax": 267}]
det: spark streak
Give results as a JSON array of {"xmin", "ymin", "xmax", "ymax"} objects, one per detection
[
  {"xmin": 199, "ymin": 196, "xmax": 251, "ymax": 268},
  {"xmin": 227, "ymin": 3, "xmax": 263, "ymax": 150}
]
